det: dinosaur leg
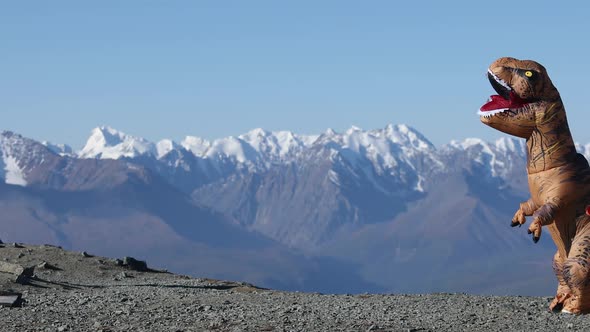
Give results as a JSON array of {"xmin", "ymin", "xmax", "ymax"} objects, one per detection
[
  {"xmin": 549, "ymin": 251, "xmax": 572, "ymax": 312},
  {"xmin": 527, "ymin": 203, "xmax": 557, "ymax": 243},
  {"xmin": 511, "ymin": 198, "xmax": 538, "ymax": 227},
  {"xmin": 561, "ymin": 231, "xmax": 590, "ymax": 314}
]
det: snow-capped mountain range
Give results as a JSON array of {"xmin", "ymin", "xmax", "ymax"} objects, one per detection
[
  {"xmin": 47, "ymin": 124, "xmax": 548, "ymax": 184},
  {"xmin": 1, "ymin": 124, "xmax": 587, "ymax": 295},
  {"xmin": 6, "ymin": 124, "xmax": 590, "ymax": 205},
  {"xmin": 5, "ymin": 124, "xmax": 590, "ymax": 204},
  {"xmin": 78, "ymin": 126, "xmax": 320, "ymax": 166},
  {"xmin": 73, "ymin": 124, "xmax": 558, "ymax": 174},
  {"xmin": 0, "ymin": 124, "xmax": 548, "ymax": 247},
  {"xmin": 74, "ymin": 125, "xmax": 454, "ymax": 164}
]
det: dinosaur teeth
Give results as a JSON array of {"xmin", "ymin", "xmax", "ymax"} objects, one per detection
[
  {"xmin": 488, "ymin": 69, "xmax": 511, "ymax": 91},
  {"xmin": 477, "ymin": 108, "xmax": 508, "ymax": 117}
]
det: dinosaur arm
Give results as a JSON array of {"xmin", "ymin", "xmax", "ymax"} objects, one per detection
[
  {"xmin": 521, "ymin": 199, "xmax": 539, "ymax": 215},
  {"xmin": 527, "ymin": 202, "xmax": 559, "ymax": 243},
  {"xmin": 511, "ymin": 198, "xmax": 539, "ymax": 227}
]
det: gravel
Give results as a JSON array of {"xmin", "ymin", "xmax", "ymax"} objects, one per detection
[{"xmin": 0, "ymin": 244, "xmax": 588, "ymax": 331}]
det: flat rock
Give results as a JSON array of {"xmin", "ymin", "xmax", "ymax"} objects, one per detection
[
  {"xmin": 0, "ymin": 292, "xmax": 22, "ymax": 307},
  {"xmin": 0, "ymin": 261, "xmax": 34, "ymax": 284},
  {"xmin": 121, "ymin": 256, "xmax": 149, "ymax": 272}
]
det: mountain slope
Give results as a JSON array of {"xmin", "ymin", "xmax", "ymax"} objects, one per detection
[
  {"xmin": 0, "ymin": 132, "xmax": 381, "ymax": 292},
  {"xmin": 319, "ymin": 169, "xmax": 555, "ymax": 295}
]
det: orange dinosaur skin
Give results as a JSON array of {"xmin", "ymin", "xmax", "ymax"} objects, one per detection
[{"xmin": 480, "ymin": 57, "xmax": 590, "ymax": 314}]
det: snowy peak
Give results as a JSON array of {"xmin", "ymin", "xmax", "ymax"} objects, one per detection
[
  {"xmin": 345, "ymin": 126, "xmax": 363, "ymax": 135},
  {"xmin": 1, "ymin": 132, "xmax": 26, "ymax": 187},
  {"xmin": 181, "ymin": 136, "xmax": 211, "ymax": 156},
  {"xmin": 304, "ymin": 124, "xmax": 441, "ymax": 195},
  {"xmin": 324, "ymin": 128, "xmax": 337, "ymax": 137},
  {"xmin": 79, "ymin": 126, "xmax": 156, "ymax": 159},
  {"xmin": 448, "ymin": 137, "xmax": 492, "ymax": 152},
  {"xmin": 494, "ymin": 137, "xmax": 526, "ymax": 155},
  {"xmin": 238, "ymin": 128, "xmax": 318, "ymax": 161},
  {"xmin": 0, "ymin": 131, "xmax": 58, "ymax": 187},
  {"xmin": 447, "ymin": 137, "xmax": 524, "ymax": 155},
  {"xmin": 42, "ymin": 141, "xmax": 74, "ymax": 156},
  {"xmin": 156, "ymin": 139, "xmax": 181, "ymax": 159},
  {"xmin": 205, "ymin": 136, "xmax": 258, "ymax": 164},
  {"xmin": 240, "ymin": 128, "xmax": 270, "ymax": 141},
  {"xmin": 383, "ymin": 124, "xmax": 435, "ymax": 152},
  {"xmin": 316, "ymin": 124, "xmax": 433, "ymax": 151},
  {"xmin": 181, "ymin": 128, "xmax": 320, "ymax": 168},
  {"xmin": 0, "ymin": 133, "xmax": 27, "ymax": 186},
  {"xmin": 445, "ymin": 137, "xmax": 527, "ymax": 178},
  {"xmin": 315, "ymin": 124, "xmax": 436, "ymax": 168}
]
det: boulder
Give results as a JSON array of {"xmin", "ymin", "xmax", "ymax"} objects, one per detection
[{"xmin": 0, "ymin": 261, "xmax": 35, "ymax": 284}]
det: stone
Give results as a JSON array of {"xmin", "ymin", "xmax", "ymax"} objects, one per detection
[
  {"xmin": 37, "ymin": 261, "xmax": 61, "ymax": 270},
  {"xmin": 40, "ymin": 244, "xmax": 62, "ymax": 249},
  {"xmin": 0, "ymin": 292, "xmax": 22, "ymax": 307},
  {"xmin": 122, "ymin": 256, "xmax": 149, "ymax": 272},
  {"xmin": 0, "ymin": 261, "xmax": 35, "ymax": 284},
  {"xmin": 116, "ymin": 272, "xmax": 133, "ymax": 280}
]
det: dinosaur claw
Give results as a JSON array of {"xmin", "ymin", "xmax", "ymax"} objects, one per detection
[
  {"xmin": 533, "ymin": 236, "xmax": 540, "ymax": 243},
  {"xmin": 511, "ymin": 221, "xmax": 520, "ymax": 227},
  {"xmin": 527, "ymin": 229, "xmax": 532, "ymax": 234},
  {"xmin": 551, "ymin": 302, "xmax": 564, "ymax": 313}
]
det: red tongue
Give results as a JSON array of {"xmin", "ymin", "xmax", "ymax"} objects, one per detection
[{"xmin": 480, "ymin": 92, "xmax": 528, "ymax": 112}]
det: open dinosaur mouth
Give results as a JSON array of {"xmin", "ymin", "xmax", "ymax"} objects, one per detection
[{"xmin": 478, "ymin": 69, "xmax": 529, "ymax": 116}]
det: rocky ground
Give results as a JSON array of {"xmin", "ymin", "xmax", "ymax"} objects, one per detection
[{"xmin": 0, "ymin": 244, "xmax": 588, "ymax": 331}]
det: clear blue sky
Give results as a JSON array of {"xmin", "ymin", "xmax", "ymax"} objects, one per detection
[{"xmin": 2, "ymin": 1, "xmax": 590, "ymax": 148}]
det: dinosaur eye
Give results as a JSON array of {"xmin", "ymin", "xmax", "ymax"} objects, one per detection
[{"xmin": 525, "ymin": 71, "xmax": 533, "ymax": 77}]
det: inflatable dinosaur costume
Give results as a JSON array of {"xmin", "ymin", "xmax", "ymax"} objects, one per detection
[{"xmin": 479, "ymin": 57, "xmax": 590, "ymax": 314}]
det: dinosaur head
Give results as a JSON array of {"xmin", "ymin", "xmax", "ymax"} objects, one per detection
[{"xmin": 479, "ymin": 57, "xmax": 560, "ymax": 138}]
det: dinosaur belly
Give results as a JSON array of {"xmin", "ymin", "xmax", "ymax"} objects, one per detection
[{"xmin": 528, "ymin": 165, "xmax": 590, "ymax": 256}]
